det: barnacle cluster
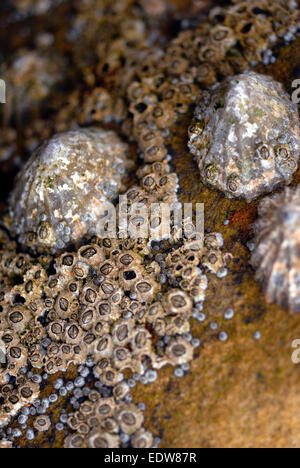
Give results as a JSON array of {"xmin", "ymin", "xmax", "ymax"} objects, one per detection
[
  {"xmin": 0, "ymin": 0, "xmax": 299, "ymax": 450},
  {"xmin": 250, "ymin": 187, "xmax": 300, "ymax": 313},
  {"xmin": 0, "ymin": 107, "xmax": 231, "ymax": 445},
  {"xmin": 0, "ymin": 219, "xmax": 230, "ymax": 445},
  {"xmin": 188, "ymin": 71, "xmax": 300, "ymax": 202}
]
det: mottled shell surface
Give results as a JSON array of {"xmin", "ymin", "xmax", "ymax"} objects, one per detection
[
  {"xmin": 2, "ymin": 49, "xmax": 65, "ymax": 117},
  {"xmin": 250, "ymin": 186, "xmax": 300, "ymax": 313},
  {"xmin": 188, "ymin": 71, "xmax": 300, "ymax": 202},
  {"xmin": 7, "ymin": 127, "xmax": 131, "ymax": 254}
]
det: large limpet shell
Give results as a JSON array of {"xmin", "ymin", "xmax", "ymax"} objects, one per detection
[{"xmin": 6, "ymin": 127, "xmax": 132, "ymax": 254}]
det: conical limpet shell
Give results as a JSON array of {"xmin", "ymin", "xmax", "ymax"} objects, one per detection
[
  {"xmin": 188, "ymin": 71, "xmax": 300, "ymax": 202},
  {"xmin": 250, "ymin": 186, "xmax": 300, "ymax": 313},
  {"xmin": 6, "ymin": 127, "xmax": 132, "ymax": 254}
]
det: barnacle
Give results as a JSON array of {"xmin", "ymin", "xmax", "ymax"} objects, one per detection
[
  {"xmin": 163, "ymin": 289, "xmax": 193, "ymax": 315},
  {"xmin": 250, "ymin": 187, "xmax": 300, "ymax": 313},
  {"xmin": 0, "ymin": 440, "xmax": 12, "ymax": 449},
  {"xmin": 115, "ymin": 403, "xmax": 144, "ymax": 435},
  {"xmin": 131, "ymin": 428, "xmax": 154, "ymax": 448},
  {"xmin": 33, "ymin": 415, "xmax": 51, "ymax": 432},
  {"xmin": 0, "ymin": 217, "xmax": 228, "ymax": 437},
  {"xmin": 188, "ymin": 72, "xmax": 300, "ymax": 202},
  {"xmin": 166, "ymin": 337, "xmax": 194, "ymax": 366}
]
